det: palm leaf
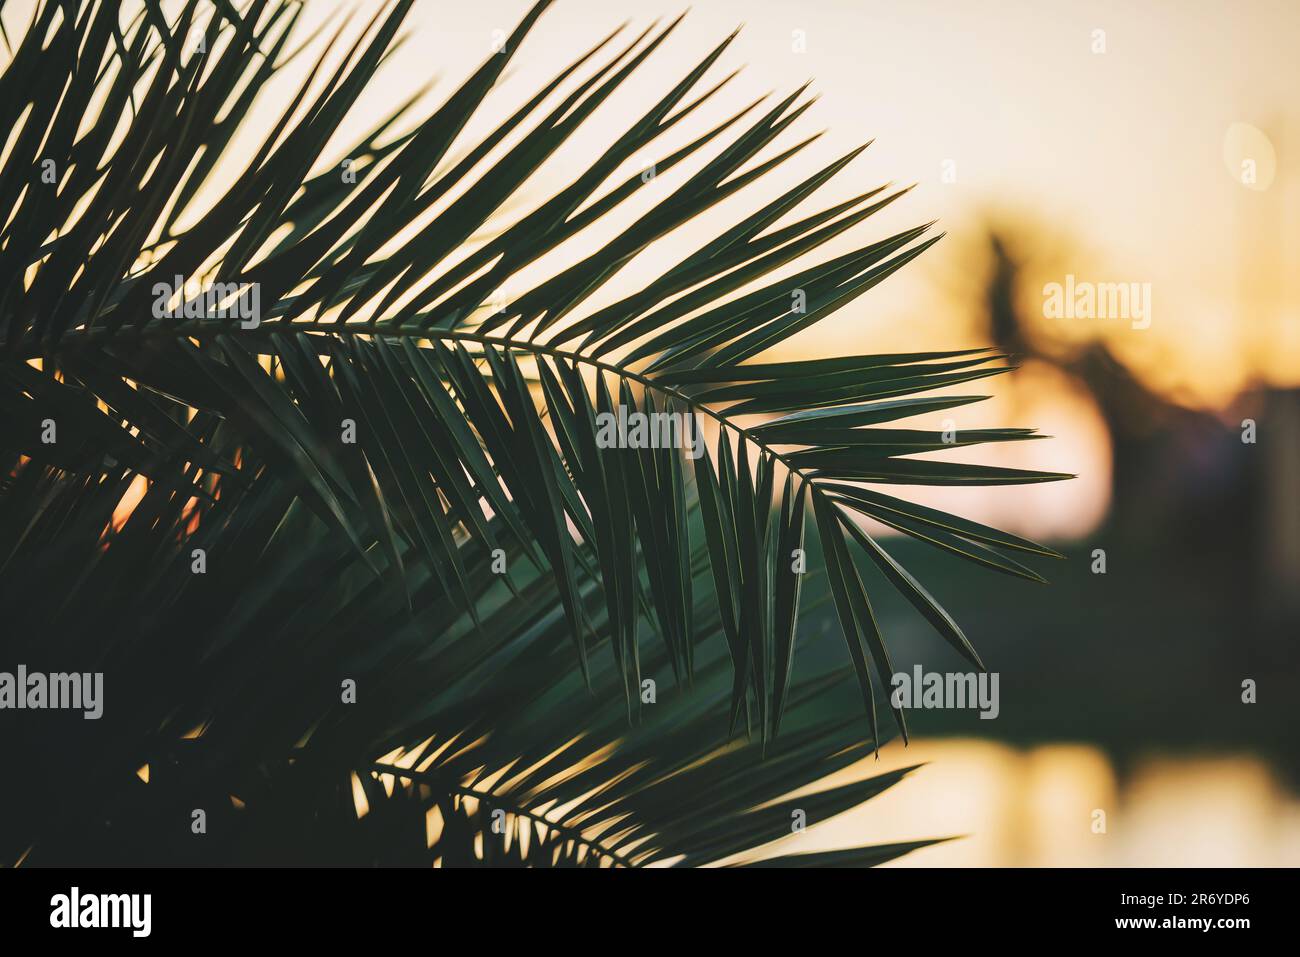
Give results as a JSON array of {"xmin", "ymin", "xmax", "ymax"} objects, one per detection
[{"xmin": 0, "ymin": 0, "xmax": 1069, "ymax": 865}]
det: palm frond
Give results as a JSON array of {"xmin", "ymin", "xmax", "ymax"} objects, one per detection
[{"xmin": 0, "ymin": 0, "xmax": 1069, "ymax": 865}]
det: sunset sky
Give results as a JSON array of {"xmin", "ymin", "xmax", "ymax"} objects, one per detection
[{"xmin": 362, "ymin": 0, "xmax": 1300, "ymax": 408}]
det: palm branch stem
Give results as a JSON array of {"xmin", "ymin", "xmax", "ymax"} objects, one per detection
[{"xmin": 19, "ymin": 320, "xmax": 829, "ymax": 490}]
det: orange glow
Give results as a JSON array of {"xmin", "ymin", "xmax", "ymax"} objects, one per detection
[{"xmin": 110, "ymin": 474, "xmax": 149, "ymax": 533}]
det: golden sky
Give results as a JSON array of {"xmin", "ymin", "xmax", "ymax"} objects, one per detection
[{"xmin": 352, "ymin": 0, "xmax": 1300, "ymax": 410}]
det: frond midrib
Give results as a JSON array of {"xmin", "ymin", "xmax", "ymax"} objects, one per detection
[{"xmin": 16, "ymin": 318, "xmax": 835, "ymax": 495}]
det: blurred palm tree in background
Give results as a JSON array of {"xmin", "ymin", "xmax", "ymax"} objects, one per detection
[{"xmin": 905, "ymin": 215, "xmax": 1300, "ymax": 788}]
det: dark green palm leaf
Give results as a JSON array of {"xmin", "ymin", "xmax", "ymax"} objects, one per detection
[{"xmin": 0, "ymin": 0, "xmax": 1069, "ymax": 865}]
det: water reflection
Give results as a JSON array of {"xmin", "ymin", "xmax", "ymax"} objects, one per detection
[{"xmin": 770, "ymin": 741, "xmax": 1300, "ymax": 867}]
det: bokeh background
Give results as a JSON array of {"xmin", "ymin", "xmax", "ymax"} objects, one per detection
[{"xmin": 41, "ymin": 0, "xmax": 1299, "ymax": 864}]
